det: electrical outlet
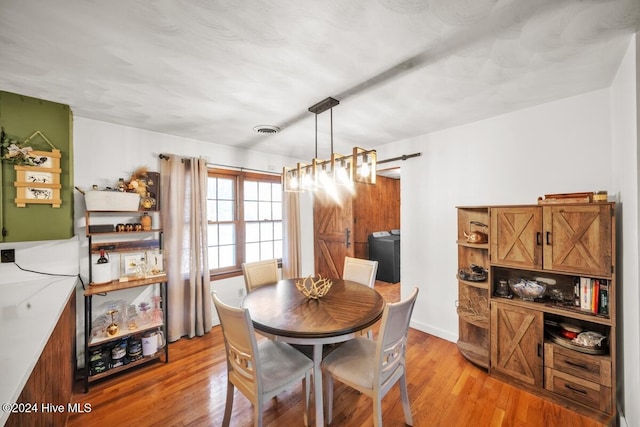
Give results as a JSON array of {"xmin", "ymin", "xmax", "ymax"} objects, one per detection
[{"xmin": 1, "ymin": 249, "xmax": 16, "ymax": 263}]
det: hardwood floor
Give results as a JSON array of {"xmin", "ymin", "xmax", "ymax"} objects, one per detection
[{"xmin": 67, "ymin": 282, "xmax": 605, "ymax": 427}]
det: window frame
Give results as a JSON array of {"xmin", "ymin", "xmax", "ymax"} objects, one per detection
[{"xmin": 207, "ymin": 168, "xmax": 282, "ymax": 280}]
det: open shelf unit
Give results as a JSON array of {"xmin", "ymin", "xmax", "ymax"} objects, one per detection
[{"xmin": 83, "ymin": 210, "xmax": 168, "ymax": 392}]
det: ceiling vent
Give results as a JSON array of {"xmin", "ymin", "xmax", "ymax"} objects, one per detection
[{"xmin": 253, "ymin": 125, "xmax": 280, "ymax": 134}]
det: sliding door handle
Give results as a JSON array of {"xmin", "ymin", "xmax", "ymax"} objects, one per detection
[{"xmin": 345, "ymin": 228, "xmax": 351, "ymax": 248}]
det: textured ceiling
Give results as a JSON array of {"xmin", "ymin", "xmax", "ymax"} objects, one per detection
[{"xmin": 0, "ymin": 0, "xmax": 638, "ymax": 160}]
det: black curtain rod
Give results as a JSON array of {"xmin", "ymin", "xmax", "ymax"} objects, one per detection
[
  {"xmin": 377, "ymin": 152, "xmax": 421, "ymax": 165},
  {"xmin": 159, "ymin": 153, "xmax": 279, "ymax": 175}
]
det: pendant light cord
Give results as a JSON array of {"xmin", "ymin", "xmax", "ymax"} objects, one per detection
[
  {"xmin": 314, "ymin": 113, "xmax": 318, "ymax": 159},
  {"xmin": 330, "ymin": 107, "xmax": 334, "ymax": 157}
]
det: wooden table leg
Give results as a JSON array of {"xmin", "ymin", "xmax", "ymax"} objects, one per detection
[{"xmin": 313, "ymin": 343, "xmax": 324, "ymax": 427}]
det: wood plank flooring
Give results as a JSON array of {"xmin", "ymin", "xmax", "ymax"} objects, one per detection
[{"xmin": 67, "ymin": 282, "xmax": 605, "ymax": 426}]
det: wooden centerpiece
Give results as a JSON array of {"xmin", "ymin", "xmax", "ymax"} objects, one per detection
[{"xmin": 295, "ymin": 275, "xmax": 333, "ymax": 299}]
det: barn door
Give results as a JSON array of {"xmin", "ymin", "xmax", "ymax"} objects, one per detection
[{"xmin": 313, "ymin": 190, "xmax": 354, "ymax": 278}]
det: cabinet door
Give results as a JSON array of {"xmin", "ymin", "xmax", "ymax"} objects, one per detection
[
  {"xmin": 542, "ymin": 204, "xmax": 612, "ymax": 276},
  {"xmin": 490, "ymin": 206, "xmax": 542, "ymax": 269},
  {"xmin": 491, "ymin": 302, "xmax": 543, "ymax": 387}
]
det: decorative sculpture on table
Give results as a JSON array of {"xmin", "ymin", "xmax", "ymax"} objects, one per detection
[{"xmin": 295, "ymin": 275, "xmax": 333, "ymax": 300}]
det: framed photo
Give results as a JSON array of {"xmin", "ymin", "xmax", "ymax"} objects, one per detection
[
  {"xmin": 25, "ymin": 170, "xmax": 53, "ymax": 184},
  {"xmin": 13, "ymin": 148, "xmax": 62, "ymax": 207},
  {"xmin": 120, "ymin": 252, "xmax": 146, "ymax": 278},
  {"xmin": 25, "ymin": 187, "xmax": 53, "ymax": 200},
  {"xmin": 145, "ymin": 250, "xmax": 165, "ymax": 277}
]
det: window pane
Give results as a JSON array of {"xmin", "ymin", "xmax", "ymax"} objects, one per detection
[
  {"xmin": 272, "ymin": 183, "xmax": 282, "ymax": 202},
  {"xmin": 245, "ymin": 201, "xmax": 258, "ymax": 221},
  {"xmin": 260, "ymin": 222, "xmax": 273, "ymax": 241},
  {"xmin": 273, "ymin": 222, "xmax": 282, "ymax": 240},
  {"xmin": 218, "ymin": 200, "xmax": 234, "ymax": 221},
  {"xmin": 258, "ymin": 181, "xmax": 271, "ymax": 201},
  {"xmin": 274, "ymin": 240, "xmax": 282, "ymax": 259},
  {"xmin": 207, "ymin": 177, "xmax": 217, "ymax": 199},
  {"xmin": 244, "ymin": 180, "xmax": 258, "ymax": 201},
  {"xmin": 245, "ymin": 243, "xmax": 260, "ymax": 263},
  {"xmin": 246, "ymin": 223, "xmax": 260, "ymax": 243},
  {"xmin": 219, "ymin": 245, "xmax": 235, "ymax": 267},
  {"xmin": 219, "ymin": 224, "xmax": 235, "ymax": 245},
  {"xmin": 261, "ymin": 241, "xmax": 273, "ymax": 260},
  {"xmin": 218, "ymin": 178, "xmax": 234, "ymax": 200},
  {"xmin": 208, "ymin": 247, "xmax": 219, "ymax": 269},
  {"xmin": 258, "ymin": 201, "xmax": 272, "ymax": 220},
  {"xmin": 207, "ymin": 200, "xmax": 217, "ymax": 222},
  {"xmin": 208, "ymin": 224, "xmax": 218, "ymax": 246},
  {"xmin": 272, "ymin": 202, "xmax": 282, "ymax": 220}
]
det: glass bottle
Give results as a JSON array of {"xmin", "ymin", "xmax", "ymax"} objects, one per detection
[
  {"xmin": 141, "ymin": 192, "xmax": 156, "ymax": 210},
  {"xmin": 140, "ymin": 212, "xmax": 152, "ymax": 231}
]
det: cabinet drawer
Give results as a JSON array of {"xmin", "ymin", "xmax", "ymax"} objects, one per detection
[
  {"xmin": 544, "ymin": 343, "xmax": 611, "ymax": 386},
  {"xmin": 544, "ymin": 368, "xmax": 612, "ymax": 413}
]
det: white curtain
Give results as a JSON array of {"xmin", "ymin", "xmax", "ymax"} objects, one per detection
[
  {"xmin": 160, "ymin": 156, "xmax": 212, "ymax": 342},
  {"xmin": 282, "ymin": 191, "xmax": 301, "ymax": 279}
]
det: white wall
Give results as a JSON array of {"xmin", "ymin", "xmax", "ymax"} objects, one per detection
[
  {"xmin": 376, "ymin": 88, "xmax": 613, "ymax": 340},
  {"xmin": 611, "ymin": 35, "xmax": 639, "ymax": 427},
  {"xmin": 72, "ymin": 117, "xmax": 316, "ymax": 320}
]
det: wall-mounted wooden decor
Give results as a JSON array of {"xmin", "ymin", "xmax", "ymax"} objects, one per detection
[{"xmin": 13, "ymin": 131, "xmax": 62, "ymax": 207}]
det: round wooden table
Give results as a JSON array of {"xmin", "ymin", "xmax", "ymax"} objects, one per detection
[{"xmin": 242, "ymin": 278, "xmax": 384, "ymax": 427}]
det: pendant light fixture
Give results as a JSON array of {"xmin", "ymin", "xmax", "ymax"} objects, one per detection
[{"xmin": 283, "ymin": 97, "xmax": 377, "ymax": 194}]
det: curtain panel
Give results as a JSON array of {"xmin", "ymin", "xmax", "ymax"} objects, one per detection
[
  {"xmin": 282, "ymin": 191, "xmax": 301, "ymax": 279},
  {"xmin": 161, "ymin": 156, "xmax": 213, "ymax": 342}
]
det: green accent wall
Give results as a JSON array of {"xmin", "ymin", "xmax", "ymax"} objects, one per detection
[{"xmin": 0, "ymin": 91, "xmax": 74, "ymax": 242}]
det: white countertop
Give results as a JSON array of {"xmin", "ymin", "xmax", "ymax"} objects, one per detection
[{"xmin": 0, "ymin": 275, "xmax": 77, "ymax": 426}]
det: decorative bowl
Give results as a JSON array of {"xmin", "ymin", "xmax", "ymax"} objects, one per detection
[
  {"xmin": 508, "ymin": 278, "xmax": 546, "ymax": 301},
  {"xmin": 295, "ymin": 275, "xmax": 333, "ymax": 300}
]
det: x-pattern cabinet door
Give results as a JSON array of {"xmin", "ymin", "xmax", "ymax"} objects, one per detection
[
  {"xmin": 490, "ymin": 302, "xmax": 543, "ymax": 387},
  {"xmin": 490, "ymin": 206, "xmax": 542, "ymax": 269},
  {"xmin": 542, "ymin": 204, "xmax": 613, "ymax": 276}
]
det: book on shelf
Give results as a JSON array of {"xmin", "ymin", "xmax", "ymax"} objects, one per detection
[{"xmin": 576, "ymin": 277, "xmax": 609, "ymax": 315}]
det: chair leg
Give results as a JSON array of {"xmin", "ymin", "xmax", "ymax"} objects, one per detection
[
  {"xmin": 399, "ymin": 373, "xmax": 414, "ymax": 426},
  {"xmin": 373, "ymin": 390, "xmax": 383, "ymax": 427},
  {"xmin": 222, "ymin": 381, "xmax": 234, "ymax": 427},
  {"xmin": 254, "ymin": 403, "xmax": 262, "ymax": 427},
  {"xmin": 324, "ymin": 371, "xmax": 334, "ymax": 424},
  {"xmin": 302, "ymin": 372, "xmax": 310, "ymax": 427}
]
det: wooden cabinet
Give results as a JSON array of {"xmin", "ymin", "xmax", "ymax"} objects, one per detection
[
  {"xmin": 6, "ymin": 291, "xmax": 75, "ymax": 427},
  {"xmin": 83, "ymin": 210, "xmax": 168, "ymax": 392},
  {"xmin": 490, "ymin": 301, "xmax": 543, "ymax": 387},
  {"xmin": 459, "ymin": 202, "xmax": 616, "ymax": 424},
  {"xmin": 490, "ymin": 204, "xmax": 612, "ymax": 276},
  {"xmin": 455, "ymin": 206, "xmax": 490, "ymax": 368}
]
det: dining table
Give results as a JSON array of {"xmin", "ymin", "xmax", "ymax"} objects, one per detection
[{"xmin": 242, "ymin": 277, "xmax": 385, "ymax": 427}]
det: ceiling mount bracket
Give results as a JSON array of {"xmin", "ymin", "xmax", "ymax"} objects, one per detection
[{"xmin": 308, "ymin": 97, "xmax": 339, "ymax": 115}]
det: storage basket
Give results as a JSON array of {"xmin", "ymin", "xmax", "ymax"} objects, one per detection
[{"xmin": 84, "ymin": 191, "xmax": 140, "ymax": 211}]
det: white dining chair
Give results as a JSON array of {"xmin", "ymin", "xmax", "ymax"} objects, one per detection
[
  {"xmin": 321, "ymin": 287, "xmax": 419, "ymax": 427},
  {"xmin": 343, "ymin": 256, "xmax": 379, "ymax": 338},
  {"xmin": 241, "ymin": 259, "xmax": 279, "ymax": 294},
  {"xmin": 343, "ymin": 256, "xmax": 378, "ymax": 289},
  {"xmin": 212, "ymin": 292, "xmax": 313, "ymax": 427}
]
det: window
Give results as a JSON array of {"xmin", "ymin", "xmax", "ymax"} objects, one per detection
[{"xmin": 207, "ymin": 169, "xmax": 282, "ymax": 278}]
